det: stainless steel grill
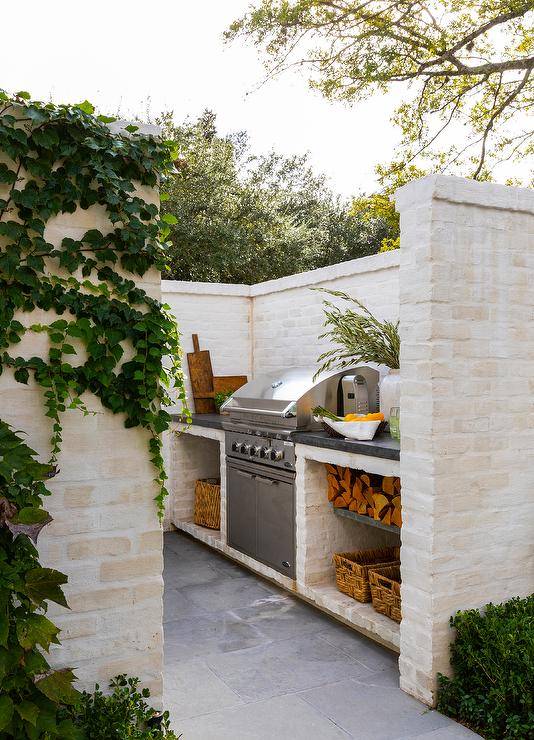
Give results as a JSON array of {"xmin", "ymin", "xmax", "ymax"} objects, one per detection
[
  {"xmin": 223, "ymin": 366, "xmax": 355, "ymax": 579},
  {"xmin": 221, "ymin": 366, "xmax": 351, "ymax": 436}
]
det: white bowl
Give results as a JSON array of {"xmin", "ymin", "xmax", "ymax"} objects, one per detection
[{"xmin": 322, "ymin": 418, "xmax": 381, "ymax": 441}]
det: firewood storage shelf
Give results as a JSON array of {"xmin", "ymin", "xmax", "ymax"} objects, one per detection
[
  {"xmin": 331, "ymin": 504, "xmax": 401, "ymax": 534},
  {"xmin": 170, "ymin": 418, "xmax": 401, "ymax": 653}
]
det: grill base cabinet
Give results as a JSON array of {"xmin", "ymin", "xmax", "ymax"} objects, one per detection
[{"xmin": 227, "ymin": 460, "xmax": 296, "ymax": 579}]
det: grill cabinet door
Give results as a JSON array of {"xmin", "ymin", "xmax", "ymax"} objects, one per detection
[
  {"xmin": 227, "ymin": 466, "xmax": 257, "ymax": 557},
  {"xmin": 256, "ymin": 475, "xmax": 295, "ymax": 578}
]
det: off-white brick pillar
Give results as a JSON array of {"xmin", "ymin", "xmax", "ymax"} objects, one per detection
[
  {"xmin": 395, "ymin": 175, "xmax": 534, "ymax": 705},
  {"xmin": 0, "ymin": 122, "xmax": 165, "ymax": 703}
]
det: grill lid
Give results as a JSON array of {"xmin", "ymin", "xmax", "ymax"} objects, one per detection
[{"xmin": 221, "ymin": 366, "xmax": 355, "ymax": 427}]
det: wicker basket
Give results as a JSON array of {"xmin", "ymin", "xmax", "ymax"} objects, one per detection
[
  {"xmin": 193, "ymin": 478, "xmax": 221, "ymax": 530},
  {"xmin": 369, "ymin": 564, "xmax": 402, "ymax": 622},
  {"xmin": 332, "ymin": 546, "xmax": 400, "ymax": 602}
]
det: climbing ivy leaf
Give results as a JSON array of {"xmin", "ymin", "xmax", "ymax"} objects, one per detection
[
  {"xmin": 15, "ymin": 699, "xmax": 40, "ymax": 726},
  {"xmin": 7, "ymin": 507, "xmax": 53, "ymax": 543},
  {"xmin": 24, "ymin": 568, "xmax": 69, "ymax": 608},
  {"xmin": 0, "ymin": 696, "xmax": 14, "ymax": 730},
  {"xmin": 35, "ymin": 669, "xmax": 80, "ymax": 705},
  {"xmin": 16, "ymin": 614, "xmax": 60, "ymax": 651}
]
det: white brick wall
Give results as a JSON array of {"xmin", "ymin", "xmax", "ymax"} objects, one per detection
[
  {"xmin": 162, "ymin": 281, "xmax": 252, "ymax": 409},
  {"xmin": 396, "ymin": 175, "xmax": 534, "ymax": 705},
  {"xmin": 250, "ymin": 252, "xmax": 400, "ymax": 374},
  {"xmin": 162, "ymin": 251, "xmax": 400, "ymax": 406}
]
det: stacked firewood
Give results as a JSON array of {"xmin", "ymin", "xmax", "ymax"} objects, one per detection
[{"xmin": 325, "ymin": 464, "xmax": 402, "ymax": 528}]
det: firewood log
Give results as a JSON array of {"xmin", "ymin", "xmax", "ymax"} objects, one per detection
[
  {"xmin": 328, "ymin": 474, "xmax": 339, "ymax": 490},
  {"xmin": 352, "ymin": 482, "xmax": 365, "ymax": 503},
  {"xmin": 333, "ymin": 495, "xmax": 348, "ymax": 508},
  {"xmin": 327, "ymin": 485, "xmax": 337, "ymax": 502},
  {"xmin": 363, "ymin": 489, "xmax": 374, "ymax": 506},
  {"xmin": 372, "ymin": 493, "xmax": 390, "ymax": 520},
  {"xmin": 382, "ymin": 477, "xmax": 395, "ymax": 496},
  {"xmin": 391, "ymin": 496, "xmax": 402, "ymax": 527}
]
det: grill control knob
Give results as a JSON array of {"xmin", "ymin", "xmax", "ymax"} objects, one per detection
[
  {"xmin": 231, "ymin": 440, "xmax": 241, "ymax": 452},
  {"xmin": 252, "ymin": 445, "xmax": 263, "ymax": 457},
  {"xmin": 270, "ymin": 449, "xmax": 284, "ymax": 462},
  {"xmin": 241, "ymin": 443, "xmax": 251, "ymax": 454},
  {"xmin": 261, "ymin": 446, "xmax": 271, "ymax": 458}
]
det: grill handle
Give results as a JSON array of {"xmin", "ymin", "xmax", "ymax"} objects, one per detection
[{"xmin": 227, "ymin": 401, "xmax": 297, "ymax": 419}]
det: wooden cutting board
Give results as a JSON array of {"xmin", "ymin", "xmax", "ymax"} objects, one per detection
[
  {"xmin": 213, "ymin": 376, "xmax": 248, "ymax": 395},
  {"xmin": 187, "ymin": 334, "xmax": 215, "ymax": 414}
]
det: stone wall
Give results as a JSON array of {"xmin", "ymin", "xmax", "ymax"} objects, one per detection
[
  {"xmin": 162, "ymin": 281, "xmax": 252, "ymax": 406},
  {"xmin": 162, "ymin": 251, "xmax": 400, "ymax": 409},
  {"xmin": 0, "ymin": 127, "xmax": 165, "ymax": 701},
  {"xmin": 395, "ymin": 175, "xmax": 534, "ymax": 705},
  {"xmin": 250, "ymin": 252, "xmax": 400, "ymax": 375}
]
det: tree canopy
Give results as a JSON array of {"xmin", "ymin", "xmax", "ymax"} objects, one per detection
[
  {"xmin": 227, "ymin": 1, "xmax": 534, "ymax": 181},
  {"xmin": 160, "ymin": 111, "xmax": 391, "ymax": 283}
]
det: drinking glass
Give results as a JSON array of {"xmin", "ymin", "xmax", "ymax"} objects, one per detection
[{"xmin": 389, "ymin": 407, "xmax": 400, "ymax": 441}]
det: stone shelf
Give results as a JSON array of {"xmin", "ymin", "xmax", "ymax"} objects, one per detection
[
  {"xmin": 299, "ymin": 581, "xmax": 400, "ymax": 652},
  {"xmin": 332, "ymin": 504, "xmax": 401, "ymax": 535},
  {"xmin": 173, "ymin": 519, "xmax": 224, "ymax": 551}
]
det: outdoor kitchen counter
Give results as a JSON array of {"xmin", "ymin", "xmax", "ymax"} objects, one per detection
[
  {"xmin": 291, "ymin": 430, "xmax": 399, "ymax": 461},
  {"xmin": 170, "ymin": 414, "xmax": 400, "ymax": 461}
]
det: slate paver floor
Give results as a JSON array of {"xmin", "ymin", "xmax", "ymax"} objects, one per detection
[{"xmin": 163, "ymin": 531, "xmax": 480, "ymax": 740}]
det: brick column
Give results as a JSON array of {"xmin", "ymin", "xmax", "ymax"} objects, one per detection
[
  {"xmin": 395, "ymin": 175, "xmax": 534, "ymax": 705},
  {"xmin": 0, "ymin": 123, "xmax": 167, "ymax": 704}
]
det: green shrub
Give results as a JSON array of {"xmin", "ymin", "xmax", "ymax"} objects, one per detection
[
  {"xmin": 437, "ymin": 595, "xmax": 534, "ymax": 739},
  {"xmin": 63, "ymin": 675, "xmax": 180, "ymax": 739}
]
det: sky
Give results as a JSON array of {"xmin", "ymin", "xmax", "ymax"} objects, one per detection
[{"xmin": 1, "ymin": 0, "xmax": 401, "ymax": 199}]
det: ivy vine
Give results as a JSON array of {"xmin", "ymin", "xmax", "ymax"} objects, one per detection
[{"xmin": 0, "ymin": 91, "xmax": 188, "ymax": 738}]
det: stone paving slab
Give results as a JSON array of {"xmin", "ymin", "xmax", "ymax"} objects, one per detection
[
  {"xmin": 163, "ymin": 532, "xmax": 481, "ymax": 739},
  {"xmin": 173, "ymin": 693, "xmax": 350, "ymax": 739},
  {"xmin": 300, "ymin": 679, "xmax": 459, "ymax": 739}
]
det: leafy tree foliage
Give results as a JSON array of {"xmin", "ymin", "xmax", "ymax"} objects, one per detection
[
  {"xmin": 160, "ymin": 111, "xmax": 390, "ymax": 283},
  {"xmin": 227, "ymin": 1, "xmax": 534, "ymax": 180},
  {"xmin": 350, "ymin": 163, "xmax": 427, "ymax": 251}
]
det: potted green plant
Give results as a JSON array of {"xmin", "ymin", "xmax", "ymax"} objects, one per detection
[
  {"xmin": 315, "ymin": 289, "xmax": 400, "ymax": 420},
  {"xmin": 214, "ymin": 389, "xmax": 234, "ymax": 413}
]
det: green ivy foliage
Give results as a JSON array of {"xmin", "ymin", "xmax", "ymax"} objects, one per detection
[
  {"xmin": 437, "ymin": 595, "xmax": 534, "ymax": 739},
  {"xmin": 0, "ymin": 91, "xmax": 188, "ymax": 738}
]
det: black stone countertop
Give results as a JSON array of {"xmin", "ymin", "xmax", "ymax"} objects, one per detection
[
  {"xmin": 171, "ymin": 413, "xmax": 399, "ymax": 461},
  {"xmin": 291, "ymin": 430, "xmax": 400, "ymax": 461}
]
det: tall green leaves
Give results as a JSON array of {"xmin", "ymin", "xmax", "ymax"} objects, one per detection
[
  {"xmin": 0, "ymin": 91, "xmax": 188, "ymax": 737},
  {"xmin": 315, "ymin": 289, "xmax": 400, "ymax": 375}
]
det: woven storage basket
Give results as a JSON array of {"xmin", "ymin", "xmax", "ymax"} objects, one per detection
[
  {"xmin": 193, "ymin": 478, "xmax": 221, "ymax": 530},
  {"xmin": 332, "ymin": 546, "xmax": 400, "ymax": 602},
  {"xmin": 369, "ymin": 564, "xmax": 402, "ymax": 622}
]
